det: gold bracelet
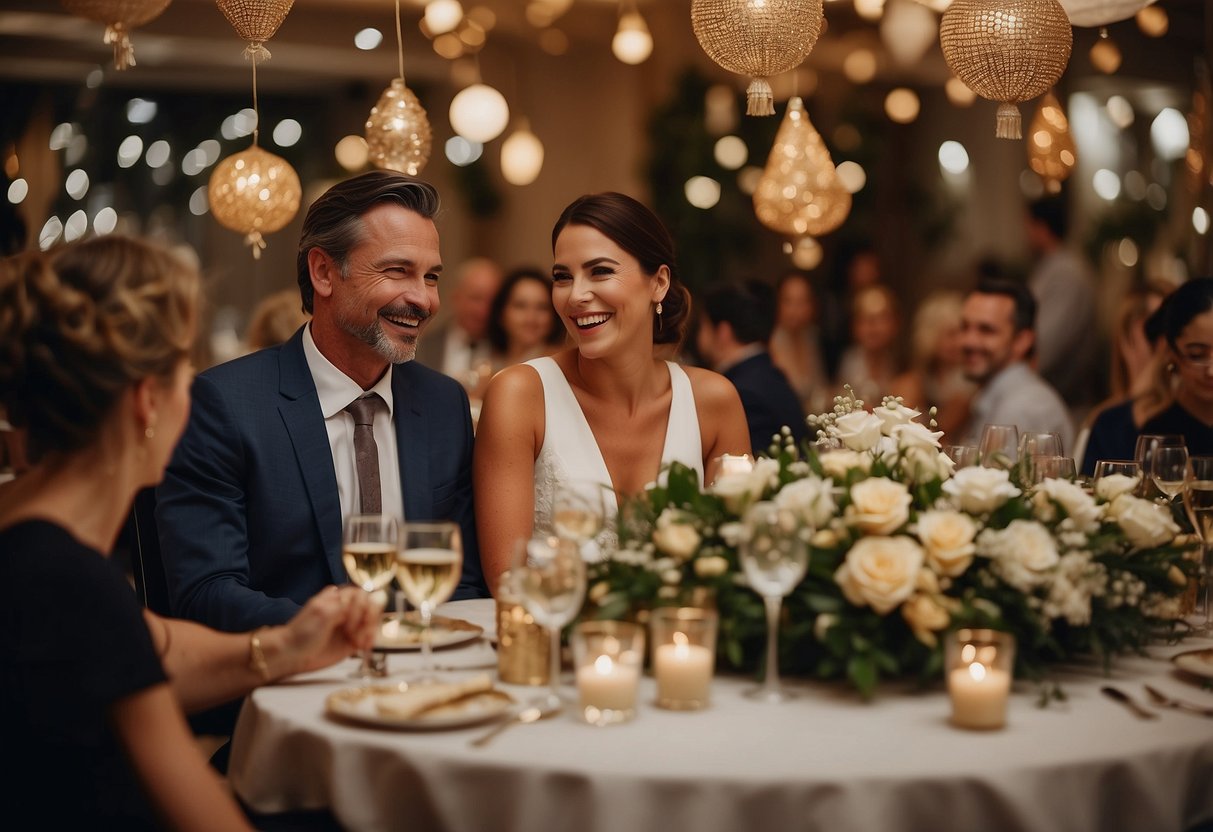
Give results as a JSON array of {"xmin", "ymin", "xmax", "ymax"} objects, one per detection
[{"xmin": 249, "ymin": 628, "xmax": 272, "ymax": 682}]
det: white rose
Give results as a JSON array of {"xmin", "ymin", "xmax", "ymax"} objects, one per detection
[
  {"xmin": 1033, "ymin": 478, "xmax": 1103, "ymax": 533},
  {"xmin": 916, "ymin": 510, "xmax": 978, "ymax": 577},
  {"xmin": 1109, "ymin": 494, "xmax": 1180, "ymax": 549},
  {"xmin": 979, "ymin": 520, "xmax": 1059, "ymax": 591},
  {"xmin": 892, "ymin": 421, "xmax": 944, "ymax": 451},
  {"xmin": 901, "ymin": 446, "xmax": 953, "ymax": 482},
  {"xmin": 942, "ymin": 466, "xmax": 1021, "ymax": 514},
  {"xmin": 711, "ymin": 457, "xmax": 778, "ymax": 513},
  {"xmin": 1095, "ymin": 473, "xmax": 1142, "ymax": 502},
  {"xmin": 846, "ymin": 477, "xmax": 912, "ymax": 535},
  {"xmin": 875, "ymin": 435, "xmax": 900, "ymax": 466},
  {"xmin": 820, "ymin": 449, "xmax": 872, "ymax": 480},
  {"xmin": 834, "ymin": 535, "xmax": 924, "ymax": 614},
  {"xmin": 775, "ymin": 476, "xmax": 837, "ymax": 529},
  {"xmin": 874, "ymin": 401, "xmax": 921, "ymax": 435},
  {"xmin": 652, "ymin": 508, "xmax": 702, "ymax": 561},
  {"xmin": 693, "ymin": 555, "xmax": 730, "ymax": 578},
  {"xmin": 832, "ymin": 410, "xmax": 884, "ymax": 452},
  {"xmin": 901, "ymin": 592, "xmax": 951, "ymax": 647}
]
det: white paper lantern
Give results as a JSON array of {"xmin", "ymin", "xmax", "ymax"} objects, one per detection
[
  {"xmin": 500, "ymin": 122, "xmax": 544, "ymax": 185},
  {"xmin": 449, "ymin": 83, "xmax": 509, "ymax": 143},
  {"xmin": 880, "ymin": 0, "xmax": 938, "ymax": 66},
  {"xmin": 1057, "ymin": 0, "xmax": 1155, "ymax": 27},
  {"xmin": 612, "ymin": 11, "xmax": 653, "ymax": 65}
]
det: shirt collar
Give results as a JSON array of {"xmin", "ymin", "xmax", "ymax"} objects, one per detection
[
  {"xmin": 973, "ymin": 361, "xmax": 1031, "ymax": 411},
  {"xmin": 302, "ymin": 324, "xmax": 395, "ymax": 419},
  {"xmin": 715, "ymin": 344, "xmax": 767, "ymax": 374}
]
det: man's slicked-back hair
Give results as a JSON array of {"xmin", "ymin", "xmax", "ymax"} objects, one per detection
[
  {"xmin": 971, "ymin": 277, "xmax": 1037, "ymax": 333},
  {"xmin": 296, "ymin": 170, "xmax": 440, "ymax": 313}
]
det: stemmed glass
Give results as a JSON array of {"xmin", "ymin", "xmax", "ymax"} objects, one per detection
[
  {"xmin": 1135, "ymin": 434, "xmax": 1185, "ymax": 498},
  {"xmin": 512, "ymin": 535, "xmax": 588, "ymax": 713},
  {"xmin": 552, "ymin": 480, "xmax": 606, "ymax": 544},
  {"xmin": 395, "ymin": 521, "xmax": 462, "ymax": 683},
  {"xmin": 978, "ymin": 424, "xmax": 1019, "ymax": 471},
  {"xmin": 1034, "ymin": 456, "xmax": 1078, "ymax": 482},
  {"xmin": 1018, "ymin": 431, "xmax": 1063, "ymax": 483},
  {"xmin": 1150, "ymin": 445, "xmax": 1190, "ymax": 502},
  {"xmin": 943, "ymin": 444, "xmax": 979, "ymax": 469},
  {"xmin": 1183, "ymin": 457, "xmax": 1213, "ymax": 635},
  {"xmin": 739, "ymin": 501, "xmax": 809, "ymax": 703},
  {"xmin": 342, "ymin": 514, "xmax": 400, "ymax": 679}
]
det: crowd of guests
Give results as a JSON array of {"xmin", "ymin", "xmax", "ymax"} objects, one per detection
[{"xmin": 2, "ymin": 168, "xmax": 1210, "ymax": 828}]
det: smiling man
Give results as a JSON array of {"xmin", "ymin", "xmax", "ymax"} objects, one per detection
[
  {"xmin": 957, "ymin": 278, "xmax": 1074, "ymax": 452},
  {"xmin": 156, "ymin": 171, "xmax": 485, "ymax": 634}
]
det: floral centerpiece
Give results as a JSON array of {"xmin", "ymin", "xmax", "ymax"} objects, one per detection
[{"xmin": 585, "ymin": 390, "xmax": 1198, "ymax": 698}]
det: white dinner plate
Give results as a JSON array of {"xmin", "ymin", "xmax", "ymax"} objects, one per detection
[
  {"xmin": 374, "ymin": 613, "xmax": 484, "ymax": 652},
  {"xmin": 1171, "ymin": 647, "xmax": 1213, "ymax": 680},
  {"xmin": 325, "ymin": 683, "xmax": 515, "ymax": 730}
]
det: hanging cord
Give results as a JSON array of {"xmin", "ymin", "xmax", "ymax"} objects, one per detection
[
  {"xmin": 395, "ymin": 0, "xmax": 405, "ymax": 80},
  {"xmin": 251, "ymin": 57, "xmax": 260, "ymax": 146}
]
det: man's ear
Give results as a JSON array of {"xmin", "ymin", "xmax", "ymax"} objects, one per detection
[
  {"xmin": 308, "ymin": 248, "xmax": 338, "ymax": 301},
  {"xmin": 1010, "ymin": 327, "xmax": 1035, "ymax": 363}
]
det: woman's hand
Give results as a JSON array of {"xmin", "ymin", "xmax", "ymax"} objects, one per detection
[{"xmin": 272, "ymin": 585, "xmax": 383, "ymax": 677}]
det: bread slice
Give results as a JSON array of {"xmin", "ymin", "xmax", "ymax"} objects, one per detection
[{"xmin": 373, "ymin": 674, "xmax": 494, "ymax": 719}]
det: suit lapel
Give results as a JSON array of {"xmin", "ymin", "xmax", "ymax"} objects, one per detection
[
  {"xmin": 393, "ymin": 364, "xmax": 431, "ymax": 522},
  {"xmin": 278, "ymin": 331, "xmax": 346, "ymax": 584}
]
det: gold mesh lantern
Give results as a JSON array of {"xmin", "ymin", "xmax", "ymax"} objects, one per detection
[
  {"xmin": 753, "ymin": 97, "xmax": 850, "ymax": 237},
  {"xmin": 1026, "ymin": 92, "xmax": 1076, "ymax": 193},
  {"xmin": 216, "ymin": 0, "xmax": 294, "ymax": 61},
  {"xmin": 939, "ymin": 0, "xmax": 1073, "ymax": 139},
  {"xmin": 365, "ymin": 81, "xmax": 432, "ymax": 175},
  {"xmin": 60, "ymin": 0, "xmax": 172, "ymax": 69},
  {"xmin": 208, "ymin": 146, "xmax": 301, "ymax": 259},
  {"xmin": 691, "ymin": 0, "xmax": 825, "ymax": 116}
]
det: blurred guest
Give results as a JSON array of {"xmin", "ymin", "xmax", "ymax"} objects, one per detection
[
  {"xmin": 957, "ymin": 278, "xmax": 1074, "ymax": 450},
  {"xmin": 836, "ymin": 284, "xmax": 901, "ymax": 405},
  {"xmin": 246, "ymin": 287, "xmax": 309, "ymax": 351},
  {"xmin": 1137, "ymin": 278, "xmax": 1213, "ymax": 455},
  {"xmin": 0, "ymin": 238, "xmax": 377, "ymax": 830},
  {"xmin": 699, "ymin": 280, "xmax": 807, "ymax": 455},
  {"xmin": 485, "ymin": 268, "xmax": 564, "ymax": 371},
  {"xmin": 1109, "ymin": 281, "xmax": 1171, "ymax": 401},
  {"xmin": 770, "ymin": 271, "xmax": 828, "ymax": 414},
  {"xmin": 891, "ymin": 290, "xmax": 974, "ymax": 439},
  {"xmin": 416, "ymin": 255, "xmax": 502, "ymax": 386},
  {"xmin": 1025, "ymin": 195, "xmax": 1100, "ymax": 410}
]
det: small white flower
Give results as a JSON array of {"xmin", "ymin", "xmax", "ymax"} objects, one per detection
[
  {"xmin": 942, "ymin": 466, "xmax": 1021, "ymax": 514},
  {"xmin": 1033, "ymin": 478, "xmax": 1103, "ymax": 534},
  {"xmin": 978, "ymin": 520, "xmax": 1059, "ymax": 592},
  {"xmin": 892, "ymin": 421, "xmax": 944, "ymax": 451},
  {"xmin": 874, "ymin": 401, "xmax": 921, "ymax": 435},
  {"xmin": 652, "ymin": 508, "xmax": 702, "ymax": 561},
  {"xmin": 693, "ymin": 555, "xmax": 729, "ymax": 578},
  {"xmin": 711, "ymin": 457, "xmax": 780, "ymax": 513},
  {"xmin": 832, "ymin": 410, "xmax": 884, "ymax": 452}
]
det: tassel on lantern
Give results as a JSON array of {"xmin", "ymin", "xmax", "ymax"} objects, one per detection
[
  {"xmin": 216, "ymin": 0, "xmax": 294, "ymax": 62},
  {"xmin": 61, "ymin": 0, "xmax": 172, "ymax": 70}
]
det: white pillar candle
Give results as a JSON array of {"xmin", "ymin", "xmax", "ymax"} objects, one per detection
[
  {"xmin": 576, "ymin": 655, "xmax": 640, "ymax": 712},
  {"xmin": 947, "ymin": 662, "xmax": 1011, "ymax": 730},
  {"xmin": 654, "ymin": 639, "xmax": 713, "ymax": 708},
  {"xmin": 719, "ymin": 454, "xmax": 755, "ymax": 476}
]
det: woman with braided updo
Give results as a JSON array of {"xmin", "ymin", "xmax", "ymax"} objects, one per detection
[{"xmin": 0, "ymin": 236, "xmax": 380, "ymax": 830}]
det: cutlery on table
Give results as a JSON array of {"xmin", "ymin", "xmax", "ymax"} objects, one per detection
[
  {"xmin": 1100, "ymin": 686, "xmax": 1159, "ymax": 720},
  {"xmin": 1143, "ymin": 684, "xmax": 1213, "ymax": 717},
  {"xmin": 470, "ymin": 704, "xmax": 558, "ymax": 747}
]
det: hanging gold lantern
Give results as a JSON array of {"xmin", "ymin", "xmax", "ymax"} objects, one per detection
[
  {"xmin": 691, "ymin": 0, "xmax": 825, "ymax": 116},
  {"xmin": 60, "ymin": 0, "xmax": 172, "ymax": 70},
  {"xmin": 208, "ymin": 145, "xmax": 301, "ymax": 259},
  {"xmin": 1026, "ymin": 92, "xmax": 1076, "ymax": 193},
  {"xmin": 753, "ymin": 97, "xmax": 850, "ymax": 237},
  {"xmin": 216, "ymin": 0, "xmax": 294, "ymax": 61},
  {"xmin": 939, "ymin": 0, "xmax": 1072, "ymax": 140},
  {"xmin": 365, "ymin": 79, "xmax": 433, "ymax": 175}
]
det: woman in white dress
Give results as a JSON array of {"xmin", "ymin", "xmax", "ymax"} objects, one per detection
[{"xmin": 474, "ymin": 193, "xmax": 750, "ymax": 593}]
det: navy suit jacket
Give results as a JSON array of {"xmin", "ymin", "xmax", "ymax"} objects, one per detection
[
  {"xmin": 156, "ymin": 328, "xmax": 485, "ymax": 632},
  {"xmin": 724, "ymin": 352, "xmax": 808, "ymax": 456}
]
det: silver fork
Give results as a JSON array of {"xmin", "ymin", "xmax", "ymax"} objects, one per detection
[{"xmin": 1143, "ymin": 684, "xmax": 1213, "ymax": 718}]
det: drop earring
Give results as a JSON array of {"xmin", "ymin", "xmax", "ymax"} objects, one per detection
[{"xmin": 656, "ymin": 302, "xmax": 663, "ymax": 316}]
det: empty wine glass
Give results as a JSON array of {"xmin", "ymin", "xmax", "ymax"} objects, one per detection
[
  {"xmin": 739, "ymin": 501, "xmax": 809, "ymax": 703},
  {"xmin": 943, "ymin": 444, "xmax": 979, "ymax": 469},
  {"xmin": 1034, "ymin": 456, "xmax": 1078, "ymax": 482},
  {"xmin": 395, "ymin": 521, "xmax": 462, "ymax": 683},
  {"xmin": 1183, "ymin": 457, "xmax": 1213, "ymax": 635},
  {"xmin": 513, "ymin": 536, "xmax": 588, "ymax": 712},
  {"xmin": 1018, "ymin": 431, "xmax": 1063, "ymax": 482},
  {"xmin": 342, "ymin": 514, "xmax": 400, "ymax": 678},
  {"xmin": 1150, "ymin": 445, "xmax": 1190, "ymax": 502},
  {"xmin": 978, "ymin": 424, "xmax": 1019, "ymax": 471}
]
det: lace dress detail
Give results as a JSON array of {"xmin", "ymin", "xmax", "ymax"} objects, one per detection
[{"xmin": 526, "ymin": 357, "xmax": 703, "ymax": 556}]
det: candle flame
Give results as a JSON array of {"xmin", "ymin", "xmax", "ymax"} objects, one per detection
[
  {"xmin": 673, "ymin": 631, "xmax": 690, "ymax": 659},
  {"xmin": 968, "ymin": 662, "xmax": 987, "ymax": 682},
  {"xmin": 594, "ymin": 654, "xmax": 614, "ymax": 674},
  {"xmin": 961, "ymin": 644, "xmax": 976, "ymax": 663}
]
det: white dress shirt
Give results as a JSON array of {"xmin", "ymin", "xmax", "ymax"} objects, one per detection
[
  {"xmin": 440, "ymin": 325, "xmax": 491, "ymax": 380},
  {"xmin": 302, "ymin": 325, "xmax": 405, "ymax": 524}
]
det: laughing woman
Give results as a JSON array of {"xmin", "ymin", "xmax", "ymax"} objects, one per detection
[{"xmin": 474, "ymin": 192, "xmax": 750, "ymax": 593}]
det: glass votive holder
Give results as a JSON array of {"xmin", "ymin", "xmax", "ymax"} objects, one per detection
[
  {"xmin": 572, "ymin": 621, "xmax": 645, "ymax": 726},
  {"xmin": 945, "ymin": 629, "xmax": 1015, "ymax": 730},
  {"xmin": 649, "ymin": 607, "xmax": 718, "ymax": 711}
]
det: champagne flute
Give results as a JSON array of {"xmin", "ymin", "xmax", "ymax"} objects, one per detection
[
  {"xmin": 1183, "ymin": 457, "xmax": 1213, "ymax": 635},
  {"xmin": 978, "ymin": 424, "xmax": 1019, "ymax": 471},
  {"xmin": 1150, "ymin": 445, "xmax": 1189, "ymax": 502},
  {"xmin": 739, "ymin": 501, "xmax": 809, "ymax": 703},
  {"xmin": 342, "ymin": 514, "xmax": 400, "ymax": 679},
  {"xmin": 513, "ymin": 535, "xmax": 588, "ymax": 713},
  {"xmin": 395, "ymin": 521, "xmax": 462, "ymax": 683}
]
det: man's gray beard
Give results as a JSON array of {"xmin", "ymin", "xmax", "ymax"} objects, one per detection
[{"xmin": 338, "ymin": 313, "xmax": 417, "ymax": 364}]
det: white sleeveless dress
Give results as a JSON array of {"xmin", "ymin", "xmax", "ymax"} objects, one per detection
[{"xmin": 526, "ymin": 356, "xmax": 704, "ymax": 555}]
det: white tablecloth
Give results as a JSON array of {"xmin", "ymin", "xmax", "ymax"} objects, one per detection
[{"xmin": 230, "ymin": 600, "xmax": 1213, "ymax": 832}]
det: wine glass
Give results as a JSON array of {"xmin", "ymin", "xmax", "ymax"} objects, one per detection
[
  {"xmin": 1018, "ymin": 431, "xmax": 1063, "ymax": 483},
  {"xmin": 1150, "ymin": 445, "xmax": 1190, "ymax": 502},
  {"xmin": 1093, "ymin": 460, "xmax": 1142, "ymax": 500},
  {"xmin": 342, "ymin": 514, "xmax": 400, "ymax": 678},
  {"xmin": 1034, "ymin": 456, "xmax": 1078, "ymax": 482},
  {"xmin": 978, "ymin": 424, "xmax": 1019, "ymax": 471},
  {"xmin": 1135, "ymin": 434, "xmax": 1185, "ymax": 498},
  {"xmin": 943, "ymin": 444, "xmax": 979, "ymax": 469},
  {"xmin": 395, "ymin": 521, "xmax": 462, "ymax": 683},
  {"xmin": 1183, "ymin": 456, "xmax": 1213, "ymax": 636},
  {"xmin": 553, "ymin": 479, "xmax": 607, "ymax": 560},
  {"xmin": 513, "ymin": 535, "xmax": 588, "ymax": 713},
  {"xmin": 738, "ymin": 501, "xmax": 809, "ymax": 703}
]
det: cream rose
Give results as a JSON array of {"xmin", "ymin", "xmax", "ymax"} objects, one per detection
[
  {"xmin": 832, "ymin": 410, "xmax": 884, "ymax": 452},
  {"xmin": 978, "ymin": 520, "xmax": 1059, "ymax": 591},
  {"xmin": 874, "ymin": 401, "xmax": 921, "ymax": 435},
  {"xmin": 942, "ymin": 466, "xmax": 1021, "ymax": 514},
  {"xmin": 775, "ymin": 476, "xmax": 836, "ymax": 528},
  {"xmin": 1033, "ymin": 478, "xmax": 1103, "ymax": 533},
  {"xmin": 711, "ymin": 457, "xmax": 780, "ymax": 512},
  {"xmin": 892, "ymin": 421, "xmax": 944, "ymax": 451},
  {"xmin": 652, "ymin": 508, "xmax": 702, "ymax": 561},
  {"xmin": 901, "ymin": 592, "xmax": 952, "ymax": 647},
  {"xmin": 1095, "ymin": 472, "xmax": 1141, "ymax": 502},
  {"xmin": 1109, "ymin": 494, "xmax": 1180, "ymax": 549},
  {"xmin": 834, "ymin": 535, "xmax": 924, "ymax": 614},
  {"xmin": 820, "ymin": 449, "xmax": 872, "ymax": 480},
  {"xmin": 693, "ymin": 555, "xmax": 729, "ymax": 578},
  {"xmin": 846, "ymin": 477, "xmax": 912, "ymax": 535},
  {"xmin": 901, "ymin": 446, "xmax": 954, "ymax": 482},
  {"xmin": 916, "ymin": 509, "xmax": 978, "ymax": 577}
]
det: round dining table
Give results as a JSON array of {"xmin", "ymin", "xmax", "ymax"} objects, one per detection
[{"xmin": 229, "ymin": 599, "xmax": 1213, "ymax": 832}]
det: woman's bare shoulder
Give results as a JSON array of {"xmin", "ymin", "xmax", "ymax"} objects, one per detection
[
  {"xmin": 483, "ymin": 362, "xmax": 544, "ymax": 404},
  {"xmin": 681, "ymin": 365, "xmax": 741, "ymax": 409}
]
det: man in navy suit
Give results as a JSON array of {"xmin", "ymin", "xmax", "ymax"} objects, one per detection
[
  {"xmin": 157, "ymin": 171, "xmax": 486, "ymax": 633},
  {"xmin": 698, "ymin": 280, "xmax": 808, "ymax": 456}
]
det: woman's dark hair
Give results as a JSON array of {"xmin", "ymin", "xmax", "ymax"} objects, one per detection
[
  {"xmin": 485, "ymin": 267, "xmax": 563, "ymax": 353},
  {"xmin": 551, "ymin": 192, "xmax": 691, "ymax": 347},
  {"xmin": 1157, "ymin": 277, "xmax": 1213, "ymax": 347}
]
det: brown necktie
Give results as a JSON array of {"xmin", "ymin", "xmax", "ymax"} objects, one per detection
[{"xmin": 345, "ymin": 394, "xmax": 383, "ymax": 515}]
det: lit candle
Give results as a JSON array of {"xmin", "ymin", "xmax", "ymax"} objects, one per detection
[
  {"xmin": 947, "ymin": 661, "xmax": 1011, "ymax": 730},
  {"xmin": 718, "ymin": 454, "xmax": 755, "ymax": 477},
  {"xmin": 654, "ymin": 632, "xmax": 714, "ymax": 708},
  {"xmin": 576, "ymin": 654, "xmax": 640, "ymax": 713}
]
